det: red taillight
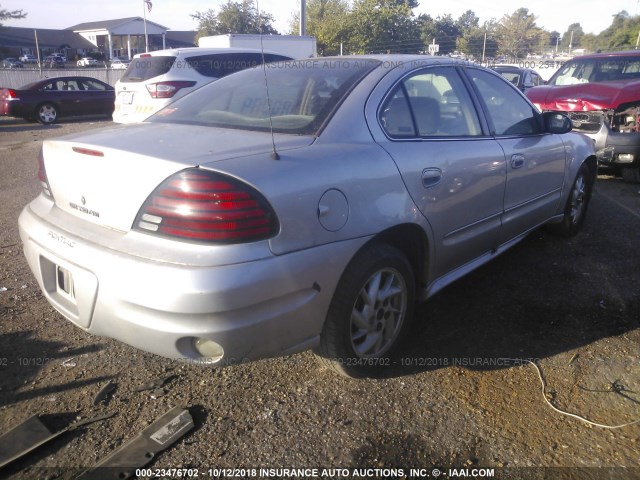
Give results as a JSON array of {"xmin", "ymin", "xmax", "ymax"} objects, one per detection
[
  {"xmin": 146, "ymin": 81, "xmax": 196, "ymax": 99},
  {"xmin": 134, "ymin": 169, "xmax": 278, "ymax": 244},
  {"xmin": 5, "ymin": 89, "xmax": 18, "ymax": 99},
  {"xmin": 37, "ymin": 149, "xmax": 53, "ymax": 199}
]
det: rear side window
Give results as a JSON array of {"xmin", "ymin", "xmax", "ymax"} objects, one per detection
[
  {"xmin": 81, "ymin": 79, "xmax": 109, "ymax": 91},
  {"xmin": 184, "ymin": 53, "xmax": 291, "ymax": 78},
  {"xmin": 121, "ymin": 56, "xmax": 176, "ymax": 82},
  {"xmin": 380, "ymin": 67, "xmax": 482, "ymax": 138}
]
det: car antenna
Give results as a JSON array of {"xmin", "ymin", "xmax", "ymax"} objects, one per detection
[{"xmin": 256, "ymin": 0, "xmax": 280, "ymax": 160}]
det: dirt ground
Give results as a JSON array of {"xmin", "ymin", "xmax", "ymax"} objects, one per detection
[{"xmin": 0, "ymin": 117, "xmax": 639, "ymax": 480}]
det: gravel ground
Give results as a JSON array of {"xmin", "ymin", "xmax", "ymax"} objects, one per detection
[{"xmin": 0, "ymin": 117, "xmax": 639, "ymax": 480}]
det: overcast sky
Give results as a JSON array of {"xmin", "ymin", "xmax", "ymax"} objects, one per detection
[{"xmin": 2, "ymin": 0, "xmax": 639, "ymax": 35}]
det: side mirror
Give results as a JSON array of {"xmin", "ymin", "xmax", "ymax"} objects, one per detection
[{"xmin": 543, "ymin": 112, "xmax": 572, "ymax": 134}]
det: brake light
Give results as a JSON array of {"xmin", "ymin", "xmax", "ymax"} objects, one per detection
[
  {"xmin": 37, "ymin": 149, "xmax": 53, "ymax": 199},
  {"xmin": 2, "ymin": 89, "xmax": 18, "ymax": 100},
  {"xmin": 146, "ymin": 81, "xmax": 196, "ymax": 99},
  {"xmin": 134, "ymin": 169, "xmax": 278, "ymax": 244}
]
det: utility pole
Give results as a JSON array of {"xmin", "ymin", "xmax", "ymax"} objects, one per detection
[
  {"xmin": 300, "ymin": 0, "xmax": 306, "ymax": 36},
  {"xmin": 569, "ymin": 30, "xmax": 574, "ymax": 55},
  {"xmin": 482, "ymin": 32, "xmax": 487, "ymax": 63},
  {"xmin": 143, "ymin": 0, "xmax": 151, "ymax": 53}
]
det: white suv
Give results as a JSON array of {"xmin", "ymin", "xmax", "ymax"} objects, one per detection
[{"xmin": 113, "ymin": 47, "xmax": 292, "ymax": 124}]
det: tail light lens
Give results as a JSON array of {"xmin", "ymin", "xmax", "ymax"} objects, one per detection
[
  {"xmin": 37, "ymin": 148, "xmax": 53, "ymax": 199},
  {"xmin": 146, "ymin": 81, "xmax": 196, "ymax": 99},
  {"xmin": 134, "ymin": 168, "xmax": 278, "ymax": 244},
  {"xmin": 4, "ymin": 89, "xmax": 18, "ymax": 99}
]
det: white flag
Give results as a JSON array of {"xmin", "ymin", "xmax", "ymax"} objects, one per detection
[{"xmin": 144, "ymin": 0, "xmax": 152, "ymax": 12}]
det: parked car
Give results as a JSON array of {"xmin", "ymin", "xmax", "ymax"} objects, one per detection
[
  {"xmin": 527, "ymin": 50, "xmax": 640, "ymax": 182},
  {"xmin": 491, "ymin": 65, "xmax": 544, "ymax": 94},
  {"xmin": 49, "ymin": 52, "xmax": 68, "ymax": 63},
  {"xmin": 113, "ymin": 47, "xmax": 293, "ymax": 123},
  {"xmin": 19, "ymin": 53, "xmax": 38, "ymax": 64},
  {"xmin": 0, "ymin": 76, "xmax": 115, "ymax": 124},
  {"xmin": 1, "ymin": 58, "xmax": 24, "ymax": 69},
  {"xmin": 109, "ymin": 58, "xmax": 130, "ymax": 70},
  {"xmin": 19, "ymin": 56, "xmax": 596, "ymax": 378},
  {"xmin": 77, "ymin": 57, "xmax": 99, "ymax": 67},
  {"xmin": 43, "ymin": 56, "xmax": 65, "ymax": 68}
]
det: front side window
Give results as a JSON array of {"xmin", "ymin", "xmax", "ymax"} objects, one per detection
[
  {"xmin": 379, "ymin": 67, "xmax": 482, "ymax": 138},
  {"xmin": 54, "ymin": 80, "xmax": 82, "ymax": 91},
  {"xmin": 467, "ymin": 68, "xmax": 541, "ymax": 136}
]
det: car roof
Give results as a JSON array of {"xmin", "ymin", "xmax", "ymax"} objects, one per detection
[
  {"xmin": 21, "ymin": 76, "xmax": 113, "ymax": 89},
  {"xmin": 133, "ymin": 47, "xmax": 290, "ymax": 58},
  {"xmin": 492, "ymin": 65, "xmax": 527, "ymax": 71},
  {"xmin": 570, "ymin": 50, "xmax": 640, "ymax": 60}
]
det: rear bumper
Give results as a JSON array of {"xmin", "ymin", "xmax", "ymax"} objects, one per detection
[{"xmin": 19, "ymin": 199, "xmax": 363, "ymax": 365}]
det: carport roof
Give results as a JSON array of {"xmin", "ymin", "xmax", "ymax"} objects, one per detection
[
  {"xmin": 66, "ymin": 17, "xmax": 168, "ymax": 32},
  {"xmin": 0, "ymin": 26, "xmax": 95, "ymax": 49}
]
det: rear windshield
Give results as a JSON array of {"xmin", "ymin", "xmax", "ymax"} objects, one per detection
[
  {"xmin": 549, "ymin": 55, "xmax": 640, "ymax": 85},
  {"xmin": 185, "ymin": 53, "xmax": 292, "ymax": 78},
  {"xmin": 120, "ymin": 52, "xmax": 293, "ymax": 83},
  {"xmin": 120, "ymin": 56, "xmax": 176, "ymax": 82},
  {"xmin": 149, "ymin": 59, "xmax": 380, "ymax": 135}
]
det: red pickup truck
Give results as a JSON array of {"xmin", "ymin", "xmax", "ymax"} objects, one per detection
[{"xmin": 527, "ymin": 50, "xmax": 640, "ymax": 182}]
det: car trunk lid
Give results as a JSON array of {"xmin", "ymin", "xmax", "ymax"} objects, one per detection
[{"xmin": 43, "ymin": 123, "xmax": 313, "ymax": 232}]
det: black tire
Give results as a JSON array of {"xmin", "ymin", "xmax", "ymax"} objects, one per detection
[
  {"xmin": 621, "ymin": 166, "xmax": 640, "ymax": 183},
  {"xmin": 315, "ymin": 243, "xmax": 415, "ymax": 378},
  {"xmin": 547, "ymin": 163, "xmax": 593, "ymax": 237},
  {"xmin": 36, "ymin": 103, "xmax": 58, "ymax": 124}
]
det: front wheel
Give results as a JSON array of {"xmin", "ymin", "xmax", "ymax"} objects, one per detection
[
  {"xmin": 315, "ymin": 243, "xmax": 415, "ymax": 378},
  {"xmin": 36, "ymin": 103, "xmax": 58, "ymax": 124},
  {"xmin": 547, "ymin": 163, "xmax": 593, "ymax": 237}
]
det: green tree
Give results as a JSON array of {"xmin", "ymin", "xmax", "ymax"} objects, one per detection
[
  {"xmin": 418, "ymin": 13, "xmax": 461, "ymax": 55},
  {"xmin": 192, "ymin": 0, "xmax": 278, "ymax": 41},
  {"xmin": 496, "ymin": 8, "xmax": 544, "ymax": 58},
  {"xmin": 347, "ymin": 0, "xmax": 420, "ymax": 54},
  {"xmin": 289, "ymin": 0, "xmax": 350, "ymax": 55},
  {"xmin": 457, "ymin": 21, "xmax": 499, "ymax": 60},
  {"xmin": 456, "ymin": 10, "xmax": 479, "ymax": 33},
  {"xmin": 561, "ymin": 23, "xmax": 584, "ymax": 50},
  {"xmin": 0, "ymin": 3, "xmax": 26, "ymax": 25},
  {"xmin": 548, "ymin": 30, "xmax": 561, "ymax": 51},
  {"xmin": 593, "ymin": 11, "xmax": 640, "ymax": 51}
]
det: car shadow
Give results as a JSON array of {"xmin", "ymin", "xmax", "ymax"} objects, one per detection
[
  {"xmin": 0, "ymin": 116, "xmax": 112, "ymax": 132},
  {"xmin": 373, "ymin": 187, "xmax": 640, "ymax": 379},
  {"xmin": 0, "ymin": 330, "xmax": 110, "ymax": 407}
]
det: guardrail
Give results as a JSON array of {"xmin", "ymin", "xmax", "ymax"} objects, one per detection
[{"xmin": 0, "ymin": 67, "xmax": 125, "ymax": 88}]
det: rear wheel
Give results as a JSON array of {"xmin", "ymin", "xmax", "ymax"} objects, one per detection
[
  {"xmin": 315, "ymin": 243, "xmax": 415, "ymax": 378},
  {"xmin": 36, "ymin": 103, "xmax": 58, "ymax": 124},
  {"xmin": 547, "ymin": 163, "xmax": 593, "ymax": 237}
]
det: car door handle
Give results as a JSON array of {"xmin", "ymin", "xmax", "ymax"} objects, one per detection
[
  {"xmin": 511, "ymin": 154, "xmax": 525, "ymax": 169},
  {"xmin": 422, "ymin": 168, "xmax": 442, "ymax": 188}
]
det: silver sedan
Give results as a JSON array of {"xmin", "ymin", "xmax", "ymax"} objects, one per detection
[{"xmin": 19, "ymin": 56, "xmax": 596, "ymax": 377}]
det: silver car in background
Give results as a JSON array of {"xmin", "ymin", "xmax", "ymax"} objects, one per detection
[{"xmin": 19, "ymin": 56, "xmax": 596, "ymax": 377}]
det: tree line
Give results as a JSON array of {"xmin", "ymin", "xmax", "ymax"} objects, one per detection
[{"xmin": 192, "ymin": 0, "xmax": 640, "ymax": 58}]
